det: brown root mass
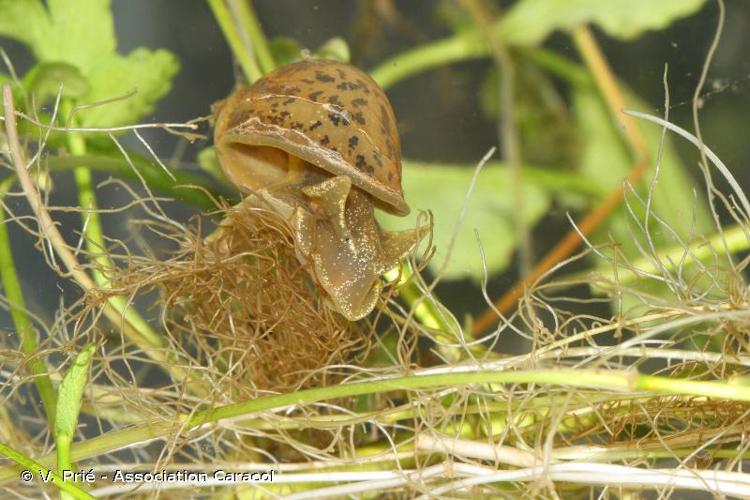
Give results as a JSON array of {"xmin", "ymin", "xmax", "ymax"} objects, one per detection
[{"xmin": 109, "ymin": 202, "xmax": 370, "ymax": 393}]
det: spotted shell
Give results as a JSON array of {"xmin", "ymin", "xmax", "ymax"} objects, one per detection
[{"xmin": 214, "ymin": 59, "xmax": 409, "ymax": 216}]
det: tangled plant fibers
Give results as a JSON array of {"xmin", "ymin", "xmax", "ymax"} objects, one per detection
[{"xmin": 104, "ymin": 200, "xmax": 372, "ymax": 394}]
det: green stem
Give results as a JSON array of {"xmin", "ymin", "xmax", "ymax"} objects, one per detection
[
  {"xmin": 581, "ymin": 224, "xmax": 750, "ymax": 286},
  {"xmin": 384, "ymin": 263, "xmax": 482, "ymax": 359},
  {"xmin": 208, "ymin": 0, "xmax": 264, "ymax": 83},
  {"xmin": 369, "ymin": 22, "xmax": 588, "ymax": 91},
  {"xmin": 45, "ymin": 153, "xmax": 234, "ymax": 210},
  {"xmin": 2, "ymin": 366, "xmax": 749, "ymax": 482},
  {"xmin": 62, "ymin": 101, "xmax": 162, "ymax": 348},
  {"xmin": 0, "ymin": 441, "xmax": 93, "ymax": 500},
  {"xmin": 56, "ymin": 436, "xmax": 73, "ymax": 500},
  {"xmin": 0, "ymin": 178, "xmax": 57, "ymax": 428},
  {"xmin": 230, "ymin": 0, "xmax": 275, "ymax": 74},
  {"xmin": 370, "ymin": 33, "xmax": 485, "ymax": 90}
]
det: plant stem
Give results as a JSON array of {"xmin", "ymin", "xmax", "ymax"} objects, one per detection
[
  {"xmin": 3, "ymin": 85, "xmax": 181, "ymax": 376},
  {"xmin": 0, "ymin": 441, "xmax": 93, "ymax": 499},
  {"xmin": 584, "ymin": 223, "xmax": 750, "ymax": 285},
  {"xmin": 370, "ymin": 33, "xmax": 485, "ymax": 90},
  {"xmin": 472, "ymin": 25, "xmax": 653, "ymax": 335},
  {"xmin": 61, "ymin": 100, "xmax": 163, "ymax": 348},
  {"xmin": 573, "ymin": 27, "xmax": 649, "ymax": 161},
  {"xmin": 385, "ymin": 263, "xmax": 470, "ymax": 353},
  {"xmin": 44, "ymin": 153, "xmax": 233, "ymax": 210},
  {"xmin": 2, "ymin": 365, "xmax": 749, "ymax": 483},
  {"xmin": 0, "ymin": 178, "xmax": 57, "ymax": 427},
  {"xmin": 207, "ymin": 0, "xmax": 263, "ymax": 83},
  {"xmin": 462, "ymin": 0, "xmax": 531, "ymax": 277},
  {"xmin": 369, "ymin": 25, "xmax": 588, "ymax": 91},
  {"xmin": 229, "ymin": 0, "xmax": 275, "ymax": 74}
]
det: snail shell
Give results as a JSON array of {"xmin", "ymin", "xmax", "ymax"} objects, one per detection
[
  {"xmin": 214, "ymin": 59, "xmax": 426, "ymax": 320},
  {"xmin": 213, "ymin": 58, "xmax": 408, "ymax": 215}
]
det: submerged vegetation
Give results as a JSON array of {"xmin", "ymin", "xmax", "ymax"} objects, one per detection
[{"xmin": 0, "ymin": 0, "xmax": 749, "ymax": 498}]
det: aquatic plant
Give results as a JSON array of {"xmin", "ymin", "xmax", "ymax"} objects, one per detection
[{"xmin": 0, "ymin": 0, "xmax": 749, "ymax": 498}]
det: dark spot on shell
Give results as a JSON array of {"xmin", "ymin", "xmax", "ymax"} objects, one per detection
[
  {"xmin": 356, "ymin": 79, "xmax": 371, "ymax": 94},
  {"xmin": 328, "ymin": 110, "xmax": 350, "ymax": 127},
  {"xmin": 336, "ymin": 81, "xmax": 359, "ymax": 91},
  {"xmin": 308, "ymin": 90, "xmax": 323, "ymax": 101},
  {"xmin": 279, "ymin": 110, "xmax": 291, "ymax": 118},
  {"xmin": 352, "ymin": 112, "xmax": 366, "ymax": 125},
  {"xmin": 283, "ymin": 97, "xmax": 295, "ymax": 105},
  {"xmin": 327, "ymin": 95, "xmax": 342, "ymax": 106},
  {"xmin": 315, "ymin": 71, "xmax": 335, "ymax": 83},
  {"xmin": 291, "ymin": 121, "xmax": 304, "ymax": 130},
  {"xmin": 309, "ymin": 120, "xmax": 322, "ymax": 131},
  {"xmin": 355, "ymin": 154, "xmax": 367, "ymax": 169},
  {"xmin": 283, "ymin": 85, "xmax": 301, "ymax": 94},
  {"xmin": 320, "ymin": 135, "xmax": 330, "ymax": 145},
  {"xmin": 348, "ymin": 136, "xmax": 359, "ymax": 149},
  {"xmin": 387, "ymin": 171, "xmax": 394, "ymax": 181},
  {"xmin": 351, "ymin": 97, "xmax": 368, "ymax": 108},
  {"xmin": 337, "ymin": 68, "xmax": 346, "ymax": 79},
  {"xmin": 365, "ymin": 164, "xmax": 375, "ymax": 175},
  {"xmin": 372, "ymin": 152, "xmax": 383, "ymax": 167},
  {"xmin": 270, "ymin": 102, "xmax": 279, "ymax": 109}
]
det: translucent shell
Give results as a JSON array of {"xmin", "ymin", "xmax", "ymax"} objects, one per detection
[{"xmin": 214, "ymin": 59, "xmax": 409, "ymax": 216}]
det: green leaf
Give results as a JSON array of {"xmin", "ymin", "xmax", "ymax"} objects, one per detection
[
  {"xmin": 0, "ymin": 0, "xmax": 51, "ymax": 49},
  {"xmin": 1, "ymin": 0, "xmax": 179, "ymax": 127},
  {"xmin": 314, "ymin": 37, "xmax": 350, "ymax": 63},
  {"xmin": 23, "ymin": 62, "xmax": 90, "ymax": 101},
  {"xmin": 268, "ymin": 36, "xmax": 303, "ymax": 67},
  {"xmin": 377, "ymin": 161, "xmax": 549, "ymax": 282},
  {"xmin": 55, "ymin": 344, "xmax": 95, "ymax": 441},
  {"xmin": 500, "ymin": 0, "xmax": 708, "ymax": 46},
  {"xmin": 36, "ymin": 0, "xmax": 116, "ymax": 73},
  {"xmin": 77, "ymin": 48, "xmax": 180, "ymax": 127},
  {"xmin": 54, "ymin": 343, "xmax": 95, "ymax": 496}
]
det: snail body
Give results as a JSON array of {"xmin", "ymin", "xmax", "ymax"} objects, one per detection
[{"xmin": 214, "ymin": 59, "xmax": 425, "ymax": 320}]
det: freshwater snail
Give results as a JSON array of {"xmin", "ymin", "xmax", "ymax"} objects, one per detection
[{"xmin": 213, "ymin": 59, "xmax": 426, "ymax": 320}]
